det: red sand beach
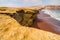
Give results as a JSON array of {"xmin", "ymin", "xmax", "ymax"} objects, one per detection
[{"xmin": 32, "ymin": 11, "xmax": 60, "ymax": 34}]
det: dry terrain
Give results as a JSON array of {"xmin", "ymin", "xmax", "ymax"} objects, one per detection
[
  {"xmin": 0, "ymin": 14, "xmax": 60, "ymax": 40},
  {"xmin": 0, "ymin": 6, "xmax": 60, "ymax": 40}
]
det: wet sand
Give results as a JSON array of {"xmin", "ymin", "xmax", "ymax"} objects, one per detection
[{"xmin": 32, "ymin": 12, "xmax": 60, "ymax": 34}]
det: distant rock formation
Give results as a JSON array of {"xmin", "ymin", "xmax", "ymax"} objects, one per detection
[{"xmin": 45, "ymin": 5, "xmax": 60, "ymax": 9}]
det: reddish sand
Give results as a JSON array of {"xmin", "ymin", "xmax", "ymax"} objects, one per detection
[{"xmin": 32, "ymin": 12, "xmax": 60, "ymax": 34}]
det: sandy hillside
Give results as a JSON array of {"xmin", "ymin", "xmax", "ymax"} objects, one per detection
[
  {"xmin": 0, "ymin": 14, "xmax": 60, "ymax": 40},
  {"xmin": 0, "ymin": 7, "xmax": 41, "ymax": 13},
  {"xmin": 0, "ymin": 6, "xmax": 60, "ymax": 40}
]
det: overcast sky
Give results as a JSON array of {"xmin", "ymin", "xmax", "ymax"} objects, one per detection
[{"xmin": 0, "ymin": 0, "xmax": 60, "ymax": 7}]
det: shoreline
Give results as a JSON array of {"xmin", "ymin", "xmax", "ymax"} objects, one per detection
[{"xmin": 32, "ymin": 12, "xmax": 60, "ymax": 34}]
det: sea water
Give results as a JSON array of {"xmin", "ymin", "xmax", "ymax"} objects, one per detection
[{"xmin": 42, "ymin": 9, "xmax": 60, "ymax": 21}]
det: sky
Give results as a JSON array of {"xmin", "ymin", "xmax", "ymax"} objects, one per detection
[{"xmin": 0, "ymin": 0, "xmax": 60, "ymax": 7}]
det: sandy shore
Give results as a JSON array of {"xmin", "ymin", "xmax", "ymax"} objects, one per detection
[{"xmin": 32, "ymin": 12, "xmax": 60, "ymax": 34}]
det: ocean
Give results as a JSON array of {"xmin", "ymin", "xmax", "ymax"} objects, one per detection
[{"xmin": 42, "ymin": 9, "xmax": 60, "ymax": 21}]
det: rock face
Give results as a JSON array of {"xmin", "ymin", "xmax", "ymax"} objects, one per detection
[
  {"xmin": 0, "ymin": 8, "xmax": 39, "ymax": 27},
  {"xmin": 0, "ymin": 14, "xmax": 60, "ymax": 40},
  {"xmin": 16, "ymin": 9, "xmax": 39, "ymax": 26}
]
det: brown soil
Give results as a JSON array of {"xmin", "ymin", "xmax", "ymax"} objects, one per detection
[{"xmin": 32, "ymin": 13, "xmax": 60, "ymax": 34}]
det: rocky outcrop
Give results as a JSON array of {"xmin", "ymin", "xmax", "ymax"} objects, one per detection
[
  {"xmin": 0, "ymin": 8, "xmax": 39, "ymax": 27},
  {"xmin": 15, "ymin": 9, "xmax": 38, "ymax": 26}
]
